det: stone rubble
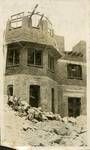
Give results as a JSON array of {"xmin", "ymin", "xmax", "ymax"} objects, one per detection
[{"xmin": 3, "ymin": 97, "xmax": 87, "ymax": 147}]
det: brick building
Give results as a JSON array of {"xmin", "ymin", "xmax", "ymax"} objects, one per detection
[{"xmin": 4, "ymin": 11, "xmax": 86, "ymax": 117}]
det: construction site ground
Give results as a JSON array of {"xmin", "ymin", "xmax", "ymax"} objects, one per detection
[{"xmin": 2, "ymin": 102, "xmax": 87, "ymax": 148}]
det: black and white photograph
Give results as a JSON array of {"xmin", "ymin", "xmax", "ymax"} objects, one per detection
[{"xmin": 0, "ymin": 0, "xmax": 89, "ymax": 149}]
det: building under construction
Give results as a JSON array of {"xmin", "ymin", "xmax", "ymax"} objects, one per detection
[{"xmin": 4, "ymin": 5, "xmax": 86, "ymax": 117}]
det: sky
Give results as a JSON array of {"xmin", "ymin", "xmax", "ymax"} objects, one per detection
[{"xmin": 0, "ymin": 0, "xmax": 88, "ymax": 51}]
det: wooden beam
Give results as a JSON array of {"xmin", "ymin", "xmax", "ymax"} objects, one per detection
[
  {"xmin": 37, "ymin": 14, "xmax": 44, "ymax": 27},
  {"xmin": 29, "ymin": 4, "xmax": 38, "ymax": 19}
]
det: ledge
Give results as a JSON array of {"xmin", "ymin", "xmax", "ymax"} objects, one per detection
[{"xmin": 27, "ymin": 64, "xmax": 43, "ymax": 68}]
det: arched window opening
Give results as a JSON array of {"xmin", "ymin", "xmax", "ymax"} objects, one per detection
[{"xmin": 7, "ymin": 85, "xmax": 13, "ymax": 96}]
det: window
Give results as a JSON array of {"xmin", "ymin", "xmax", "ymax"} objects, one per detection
[
  {"xmin": 7, "ymin": 49, "xmax": 20, "ymax": 66},
  {"xmin": 67, "ymin": 64, "xmax": 82, "ymax": 79},
  {"xmin": 29, "ymin": 85, "xmax": 40, "ymax": 107},
  {"xmin": 68, "ymin": 97, "xmax": 81, "ymax": 117},
  {"xmin": 11, "ymin": 20, "xmax": 22, "ymax": 29},
  {"xmin": 32, "ymin": 14, "xmax": 41, "ymax": 28},
  {"xmin": 48, "ymin": 55, "xmax": 54, "ymax": 71},
  {"xmin": 7, "ymin": 85, "xmax": 13, "ymax": 96},
  {"xmin": 10, "ymin": 12, "xmax": 23, "ymax": 29},
  {"xmin": 51, "ymin": 88, "xmax": 55, "ymax": 113},
  {"xmin": 28, "ymin": 49, "xmax": 42, "ymax": 66}
]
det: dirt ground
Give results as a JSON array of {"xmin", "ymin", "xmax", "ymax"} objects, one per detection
[{"xmin": 1, "ymin": 103, "xmax": 87, "ymax": 148}]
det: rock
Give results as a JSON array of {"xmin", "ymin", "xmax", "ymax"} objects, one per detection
[
  {"xmin": 42, "ymin": 114, "xmax": 48, "ymax": 121},
  {"xmin": 13, "ymin": 105, "xmax": 19, "ymax": 111},
  {"xmin": 76, "ymin": 115, "xmax": 87, "ymax": 128},
  {"xmin": 62, "ymin": 117, "xmax": 68, "ymax": 124},
  {"xmin": 53, "ymin": 127, "xmax": 68, "ymax": 136},
  {"xmin": 53, "ymin": 138, "xmax": 62, "ymax": 144},
  {"xmin": 54, "ymin": 114, "xmax": 62, "ymax": 121},
  {"xmin": 23, "ymin": 126, "xmax": 33, "ymax": 131},
  {"xmin": 28, "ymin": 108, "xmax": 35, "ymax": 114},
  {"xmin": 71, "ymin": 136, "xmax": 83, "ymax": 146},
  {"xmin": 70, "ymin": 130, "xmax": 79, "ymax": 139},
  {"xmin": 39, "ymin": 143, "xmax": 45, "ymax": 146},
  {"xmin": 23, "ymin": 124, "xmax": 30, "ymax": 131},
  {"xmin": 34, "ymin": 110, "xmax": 40, "ymax": 119},
  {"xmin": 38, "ymin": 107, "xmax": 42, "ymax": 112},
  {"xmin": 68, "ymin": 117, "xmax": 76, "ymax": 125},
  {"xmin": 79, "ymin": 129, "xmax": 87, "ymax": 134},
  {"xmin": 21, "ymin": 101, "xmax": 30, "ymax": 111},
  {"xmin": 27, "ymin": 108, "xmax": 35, "ymax": 120},
  {"xmin": 32, "ymin": 119, "xmax": 39, "ymax": 123},
  {"xmin": 28, "ymin": 113, "xmax": 34, "ymax": 120},
  {"xmin": 45, "ymin": 112, "xmax": 56, "ymax": 120},
  {"xmin": 74, "ymin": 127, "xmax": 82, "ymax": 134},
  {"xmin": 7, "ymin": 96, "xmax": 14, "ymax": 106},
  {"xmin": 37, "ymin": 112, "xmax": 43, "ymax": 121}
]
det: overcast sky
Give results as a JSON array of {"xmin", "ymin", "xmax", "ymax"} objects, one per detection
[{"xmin": 0, "ymin": 0, "xmax": 88, "ymax": 51}]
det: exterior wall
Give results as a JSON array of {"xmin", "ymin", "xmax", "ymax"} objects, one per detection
[
  {"xmin": 6, "ymin": 45, "xmax": 59, "ymax": 81},
  {"xmin": 72, "ymin": 41, "xmax": 86, "ymax": 62},
  {"xmin": 56, "ymin": 58, "xmax": 86, "ymax": 117},
  {"xmin": 56, "ymin": 59, "xmax": 86, "ymax": 86},
  {"xmin": 6, "ymin": 47, "xmax": 48, "ymax": 76},
  {"xmin": 4, "ymin": 74, "xmax": 58, "ymax": 113},
  {"xmin": 58, "ymin": 85, "xmax": 86, "ymax": 117}
]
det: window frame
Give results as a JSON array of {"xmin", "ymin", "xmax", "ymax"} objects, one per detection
[
  {"xmin": 27, "ymin": 49, "xmax": 43, "ymax": 67},
  {"xmin": 48, "ymin": 54, "xmax": 55, "ymax": 72},
  {"xmin": 11, "ymin": 20, "xmax": 22, "ymax": 29},
  {"xmin": 7, "ymin": 48, "xmax": 20, "ymax": 67},
  {"xmin": 7, "ymin": 85, "xmax": 13, "ymax": 96},
  {"xmin": 67, "ymin": 63, "xmax": 82, "ymax": 80}
]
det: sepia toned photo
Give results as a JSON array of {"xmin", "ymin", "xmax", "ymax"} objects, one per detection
[{"xmin": 0, "ymin": 0, "xmax": 88, "ymax": 149}]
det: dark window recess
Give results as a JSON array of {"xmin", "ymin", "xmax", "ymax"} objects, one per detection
[
  {"xmin": 48, "ymin": 55, "xmax": 54, "ymax": 71},
  {"xmin": 7, "ymin": 85, "xmax": 13, "ymax": 96},
  {"xmin": 67, "ymin": 64, "xmax": 82, "ymax": 79},
  {"xmin": 28, "ymin": 50, "xmax": 34, "ymax": 64},
  {"xmin": 52, "ymin": 88, "xmax": 55, "ymax": 113},
  {"xmin": 29, "ymin": 85, "xmax": 40, "ymax": 108},
  {"xmin": 68, "ymin": 97, "xmax": 81, "ymax": 117},
  {"xmin": 7, "ymin": 49, "xmax": 20, "ymax": 66},
  {"xmin": 28, "ymin": 49, "xmax": 42, "ymax": 66}
]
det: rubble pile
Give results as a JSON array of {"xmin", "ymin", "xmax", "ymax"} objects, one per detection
[
  {"xmin": 4, "ymin": 96, "xmax": 87, "ymax": 146},
  {"xmin": 7, "ymin": 96, "xmax": 62, "ymax": 122}
]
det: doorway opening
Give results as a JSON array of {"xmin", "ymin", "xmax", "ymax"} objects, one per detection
[
  {"xmin": 7, "ymin": 85, "xmax": 13, "ymax": 96},
  {"xmin": 52, "ymin": 88, "xmax": 55, "ymax": 113},
  {"xmin": 29, "ymin": 85, "xmax": 40, "ymax": 107},
  {"xmin": 68, "ymin": 97, "xmax": 81, "ymax": 117}
]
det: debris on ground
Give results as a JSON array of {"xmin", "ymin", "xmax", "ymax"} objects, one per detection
[{"xmin": 2, "ymin": 96, "xmax": 87, "ymax": 147}]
